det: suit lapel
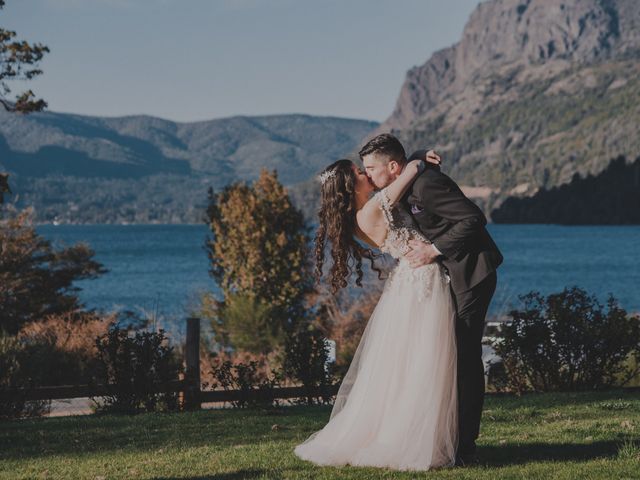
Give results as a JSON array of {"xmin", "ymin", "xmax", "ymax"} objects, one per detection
[{"xmin": 393, "ymin": 196, "xmax": 419, "ymax": 231}]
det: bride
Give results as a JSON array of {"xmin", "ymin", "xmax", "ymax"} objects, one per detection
[{"xmin": 293, "ymin": 155, "xmax": 458, "ymax": 471}]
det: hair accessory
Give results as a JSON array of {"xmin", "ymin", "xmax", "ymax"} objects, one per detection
[{"xmin": 318, "ymin": 168, "xmax": 337, "ymax": 185}]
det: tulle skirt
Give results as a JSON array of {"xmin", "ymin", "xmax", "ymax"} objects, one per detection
[{"xmin": 294, "ymin": 259, "xmax": 458, "ymax": 471}]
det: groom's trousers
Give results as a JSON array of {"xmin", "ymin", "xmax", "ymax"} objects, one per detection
[{"xmin": 451, "ymin": 271, "xmax": 497, "ymax": 456}]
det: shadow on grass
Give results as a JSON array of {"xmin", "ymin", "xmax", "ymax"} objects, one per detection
[
  {"xmin": 0, "ymin": 407, "xmax": 325, "ymax": 461},
  {"xmin": 483, "ymin": 389, "xmax": 640, "ymax": 410},
  {"xmin": 152, "ymin": 469, "xmax": 266, "ymax": 479},
  {"xmin": 479, "ymin": 441, "xmax": 620, "ymax": 465}
]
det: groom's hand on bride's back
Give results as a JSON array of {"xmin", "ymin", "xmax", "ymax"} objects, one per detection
[{"xmin": 405, "ymin": 239, "xmax": 441, "ymax": 268}]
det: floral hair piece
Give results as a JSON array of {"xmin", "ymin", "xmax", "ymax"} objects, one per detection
[{"xmin": 318, "ymin": 168, "xmax": 337, "ymax": 185}]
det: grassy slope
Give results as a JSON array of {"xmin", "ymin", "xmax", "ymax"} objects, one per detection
[{"xmin": 1, "ymin": 391, "xmax": 639, "ymax": 479}]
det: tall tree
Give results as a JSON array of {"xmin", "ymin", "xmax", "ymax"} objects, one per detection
[
  {"xmin": 0, "ymin": 0, "xmax": 49, "ymax": 204},
  {"xmin": 204, "ymin": 169, "xmax": 313, "ymax": 353}
]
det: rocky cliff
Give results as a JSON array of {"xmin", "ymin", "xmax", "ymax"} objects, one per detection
[{"xmin": 375, "ymin": 0, "xmax": 640, "ymax": 218}]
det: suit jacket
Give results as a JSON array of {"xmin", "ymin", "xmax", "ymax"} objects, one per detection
[{"xmin": 397, "ymin": 158, "xmax": 503, "ymax": 294}]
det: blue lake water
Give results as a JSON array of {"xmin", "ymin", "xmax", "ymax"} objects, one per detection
[{"xmin": 37, "ymin": 224, "xmax": 640, "ymax": 332}]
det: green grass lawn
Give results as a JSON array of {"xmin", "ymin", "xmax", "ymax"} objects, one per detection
[{"xmin": 1, "ymin": 391, "xmax": 640, "ymax": 479}]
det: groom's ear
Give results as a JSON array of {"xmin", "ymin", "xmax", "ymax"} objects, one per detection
[{"xmin": 388, "ymin": 160, "xmax": 401, "ymax": 175}]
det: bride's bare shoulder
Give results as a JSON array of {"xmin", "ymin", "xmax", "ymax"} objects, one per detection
[
  {"xmin": 357, "ymin": 194, "xmax": 384, "ymax": 224},
  {"xmin": 356, "ymin": 196, "xmax": 387, "ymax": 247}
]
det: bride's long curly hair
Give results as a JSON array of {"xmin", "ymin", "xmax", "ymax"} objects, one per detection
[{"xmin": 315, "ymin": 159, "xmax": 381, "ymax": 294}]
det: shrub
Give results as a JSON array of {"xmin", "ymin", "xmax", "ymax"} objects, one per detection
[
  {"xmin": 312, "ymin": 287, "xmax": 382, "ymax": 380},
  {"xmin": 17, "ymin": 310, "xmax": 114, "ymax": 386},
  {"xmin": 0, "ymin": 333, "xmax": 50, "ymax": 419},
  {"xmin": 282, "ymin": 320, "xmax": 334, "ymax": 405},
  {"xmin": 208, "ymin": 352, "xmax": 284, "ymax": 409},
  {"xmin": 91, "ymin": 326, "xmax": 183, "ymax": 414},
  {"xmin": 494, "ymin": 287, "xmax": 640, "ymax": 392}
]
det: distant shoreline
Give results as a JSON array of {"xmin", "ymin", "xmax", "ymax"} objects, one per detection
[
  {"xmin": 35, "ymin": 222, "xmax": 208, "ymax": 227},
  {"xmin": 34, "ymin": 222, "xmax": 640, "ymax": 227}
]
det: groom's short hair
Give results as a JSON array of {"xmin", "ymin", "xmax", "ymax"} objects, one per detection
[{"xmin": 359, "ymin": 133, "xmax": 406, "ymax": 164}]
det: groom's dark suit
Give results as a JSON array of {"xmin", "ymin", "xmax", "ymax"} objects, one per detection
[{"xmin": 397, "ymin": 157, "xmax": 503, "ymax": 456}]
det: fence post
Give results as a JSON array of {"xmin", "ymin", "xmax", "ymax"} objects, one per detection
[{"xmin": 184, "ymin": 317, "xmax": 201, "ymax": 411}]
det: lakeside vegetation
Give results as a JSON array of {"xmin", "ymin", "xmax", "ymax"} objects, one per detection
[
  {"xmin": 3, "ymin": 169, "xmax": 640, "ymax": 420},
  {"xmin": 492, "ymin": 156, "xmax": 640, "ymax": 224}
]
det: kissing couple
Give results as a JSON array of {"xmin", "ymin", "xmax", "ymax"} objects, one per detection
[{"xmin": 294, "ymin": 133, "xmax": 503, "ymax": 470}]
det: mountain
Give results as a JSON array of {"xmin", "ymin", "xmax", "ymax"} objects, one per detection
[
  {"xmin": 4, "ymin": 0, "xmax": 639, "ymax": 225},
  {"xmin": 376, "ymin": 0, "xmax": 640, "ymax": 220},
  {"xmin": 0, "ymin": 111, "xmax": 377, "ymax": 223}
]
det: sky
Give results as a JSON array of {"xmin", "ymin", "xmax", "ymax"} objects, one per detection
[{"xmin": 3, "ymin": 0, "xmax": 481, "ymax": 123}]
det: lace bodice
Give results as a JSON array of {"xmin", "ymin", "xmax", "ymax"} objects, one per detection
[
  {"xmin": 373, "ymin": 188, "xmax": 431, "ymax": 259},
  {"xmin": 372, "ymin": 188, "xmax": 449, "ymax": 300}
]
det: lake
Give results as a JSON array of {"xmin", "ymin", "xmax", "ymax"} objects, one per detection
[{"xmin": 37, "ymin": 224, "xmax": 640, "ymax": 334}]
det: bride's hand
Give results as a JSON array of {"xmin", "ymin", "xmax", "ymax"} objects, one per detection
[
  {"xmin": 407, "ymin": 159, "xmax": 426, "ymax": 175},
  {"xmin": 425, "ymin": 149, "xmax": 441, "ymax": 165}
]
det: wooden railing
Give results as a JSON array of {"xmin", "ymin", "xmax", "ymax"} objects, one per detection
[{"xmin": 0, "ymin": 317, "xmax": 339, "ymax": 411}]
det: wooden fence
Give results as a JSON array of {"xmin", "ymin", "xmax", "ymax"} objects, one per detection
[{"xmin": 0, "ymin": 317, "xmax": 339, "ymax": 411}]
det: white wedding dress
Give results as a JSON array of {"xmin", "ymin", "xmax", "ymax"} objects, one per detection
[{"xmin": 294, "ymin": 188, "xmax": 458, "ymax": 471}]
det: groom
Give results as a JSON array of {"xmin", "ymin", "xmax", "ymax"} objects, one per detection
[{"xmin": 359, "ymin": 133, "xmax": 503, "ymax": 465}]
